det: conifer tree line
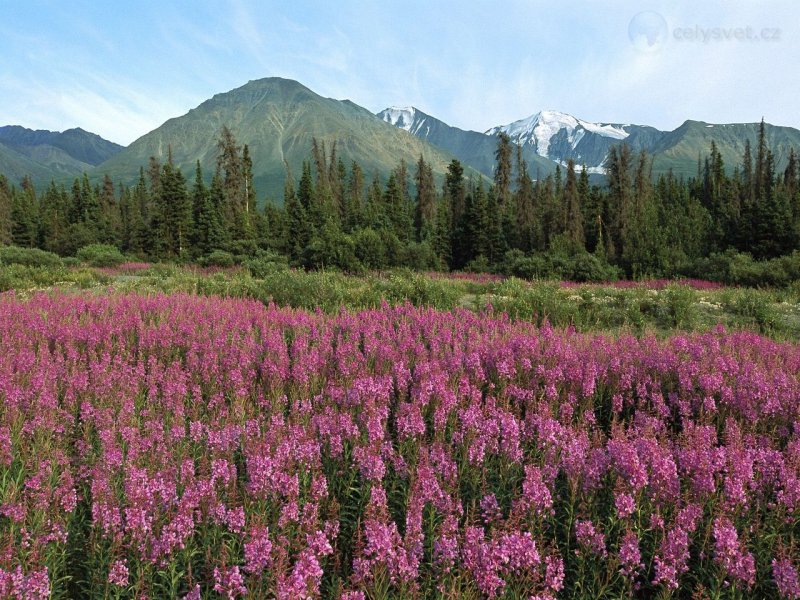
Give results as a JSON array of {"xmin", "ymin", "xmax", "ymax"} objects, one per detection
[{"xmin": 1, "ymin": 120, "xmax": 799, "ymax": 280}]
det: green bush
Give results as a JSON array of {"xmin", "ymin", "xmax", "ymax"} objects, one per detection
[
  {"xmin": 728, "ymin": 288, "xmax": 780, "ymax": 333},
  {"xmin": 61, "ymin": 257, "xmax": 80, "ymax": 268},
  {"xmin": 76, "ymin": 244, "xmax": 125, "ymax": 267},
  {"xmin": 0, "ymin": 246, "xmax": 63, "ymax": 267},
  {"xmin": 199, "ymin": 250, "xmax": 236, "ymax": 268},
  {"xmin": 402, "ymin": 241, "xmax": 442, "ymax": 271},
  {"xmin": 498, "ymin": 249, "xmax": 621, "ymax": 283},
  {"xmin": 690, "ymin": 250, "xmax": 800, "ymax": 288},
  {"xmin": 303, "ymin": 222, "xmax": 362, "ymax": 272},
  {"xmin": 377, "ymin": 270, "xmax": 461, "ymax": 310},
  {"xmin": 662, "ymin": 284, "xmax": 697, "ymax": 328},
  {"xmin": 243, "ymin": 251, "xmax": 289, "ymax": 278},
  {"xmin": 353, "ymin": 228, "xmax": 387, "ymax": 269}
]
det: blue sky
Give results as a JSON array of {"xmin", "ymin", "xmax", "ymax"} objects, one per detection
[{"xmin": 1, "ymin": 0, "xmax": 797, "ymax": 145}]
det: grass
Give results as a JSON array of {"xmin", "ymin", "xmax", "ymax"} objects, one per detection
[{"xmin": 1, "ymin": 262, "xmax": 798, "ymax": 340}]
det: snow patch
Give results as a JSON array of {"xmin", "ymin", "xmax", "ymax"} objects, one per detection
[
  {"xmin": 487, "ymin": 110, "xmax": 629, "ymax": 159},
  {"xmin": 556, "ymin": 160, "xmax": 607, "ymax": 175},
  {"xmin": 381, "ymin": 107, "xmax": 417, "ymax": 133}
]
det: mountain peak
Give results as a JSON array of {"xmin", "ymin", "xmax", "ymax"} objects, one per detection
[
  {"xmin": 378, "ymin": 107, "xmax": 420, "ymax": 133},
  {"xmin": 486, "ymin": 110, "xmax": 630, "ymax": 162}
]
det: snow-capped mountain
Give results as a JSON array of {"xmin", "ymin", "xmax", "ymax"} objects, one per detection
[
  {"xmin": 487, "ymin": 110, "xmax": 628, "ymax": 157},
  {"xmin": 486, "ymin": 110, "xmax": 662, "ymax": 173},
  {"xmin": 379, "ymin": 106, "xmax": 664, "ymax": 177},
  {"xmin": 377, "ymin": 106, "xmax": 560, "ymax": 178},
  {"xmin": 379, "ymin": 107, "xmax": 431, "ymax": 136}
]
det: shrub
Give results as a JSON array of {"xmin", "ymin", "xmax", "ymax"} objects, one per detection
[
  {"xmin": 662, "ymin": 284, "xmax": 697, "ymax": 328},
  {"xmin": 199, "ymin": 250, "xmax": 236, "ymax": 268},
  {"xmin": 61, "ymin": 257, "xmax": 80, "ymax": 268},
  {"xmin": 303, "ymin": 222, "xmax": 362, "ymax": 272},
  {"xmin": 243, "ymin": 251, "xmax": 289, "ymax": 278},
  {"xmin": 402, "ymin": 241, "xmax": 442, "ymax": 271},
  {"xmin": 353, "ymin": 228, "xmax": 387, "ymax": 269},
  {"xmin": 0, "ymin": 246, "xmax": 63, "ymax": 267},
  {"xmin": 76, "ymin": 244, "xmax": 125, "ymax": 267}
]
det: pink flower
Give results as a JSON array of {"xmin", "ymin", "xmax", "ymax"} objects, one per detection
[
  {"xmin": 615, "ymin": 492, "xmax": 636, "ymax": 519},
  {"xmin": 653, "ymin": 526, "xmax": 691, "ymax": 590},
  {"xmin": 773, "ymin": 558, "xmax": 800, "ymax": 599},
  {"xmin": 575, "ymin": 520, "xmax": 606, "ymax": 557},
  {"xmin": 244, "ymin": 526, "xmax": 273, "ymax": 574},
  {"xmin": 108, "ymin": 560, "xmax": 129, "ymax": 587},
  {"xmin": 213, "ymin": 565, "xmax": 247, "ymax": 599},
  {"xmin": 544, "ymin": 554, "xmax": 565, "ymax": 592},
  {"xmin": 712, "ymin": 517, "xmax": 755, "ymax": 587},
  {"xmin": 619, "ymin": 531, "xmax": 643, "ymax": 580}
]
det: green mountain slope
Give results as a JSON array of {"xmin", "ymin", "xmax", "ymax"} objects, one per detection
[
  {"xmin": 0, "ymin": 141, "xmax": 62, "ymax": 185},
  {"xmin": 96, "ymin": 78, "xmax": 481, "ymax": 200},
  {"xmin": 0, "ymin": 126, "xmax": 123, "ymax": 185},
  {"xmin": 651, "ymin": 120, "xmax": 800, "ymax": 177}
]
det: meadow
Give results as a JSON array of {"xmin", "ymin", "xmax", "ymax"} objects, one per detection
[{"xmin": 0, "ymin": 262, "xmax": 799, "ymax": 598}]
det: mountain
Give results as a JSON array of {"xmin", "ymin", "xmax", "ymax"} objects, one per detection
[
  {"xmin": 96, "ymin": 78, "xmax": 482, "ymax": 200},
  {"xmin": 379, "ymin": 107, "xmax": 666, "ymax": 177},
  {"xmin": 0, "ymin": 126, "xmax": 123, "ymax": 183},
  {"xmin": 378, "ymin": 107, "xmax": 560, "ymax": 178},
  {"xmin": 0, "ymin": 141, "xmax": 61, "ymax": 184},
  {"xmin": 380, "ymin": 106, "xmax": 800, "ymax": 181},
  {"xmin": 650, "ymin": 120, "xmax": 800, "ymax": 178},
  {"xmin": 485, "ymin": 111, "xmax": 664, "ymax": 174}
]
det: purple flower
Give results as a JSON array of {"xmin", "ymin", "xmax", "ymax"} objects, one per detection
[
  {"xmin": 108, "ymin": 560, "xmax": 129, "ymax": 587},
  {"xmin": 773, "ymin": 558, "xmax": 800, "ymax": 599},
  {"xmin": 522, "ymin": 465, "xmax": 554, "ymax": 516},
  {"xmin": 244, "ymin": 525, "xmax": 273, "ymax": 574},
  {"xmin": 615, "ymin": 492, "xmax": 636, "ymax": 519},
  {"xmin": 712, "ymin": 517, "xmax": 755, "ymax": 587},
  {"xmin": 619, "ymin": 530, "xmax": 643, "ymax": 580},
  {"xmin": 653, "ymin": 526, "xmax": 691, "ymax": 590},
  {"xmin": 544, "ymin": 554, "xmax": 565, "ymax": 592},
  {"xmin": 213, "ymin": 566, "xmax": 247, "ymax": 599},
  {"xmin": 575, "ymin": 520, "xmax": 606, "ymax": 557}
]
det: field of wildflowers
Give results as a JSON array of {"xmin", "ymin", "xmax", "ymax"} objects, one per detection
[{"xmin": 0, "ymin": 290, "xmax": 799, "ymax": 598}]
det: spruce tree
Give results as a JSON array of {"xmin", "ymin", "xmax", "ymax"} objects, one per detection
[
  {"xmin": 513, "ymin": 145, "xmax": 535, "ymax": 252},
  {"xmin": 493, "ymin": 132, "xmax": 513, "ymax": 209},
  {"xmin": 98, "ymin": 174, "xmax": 121, "ymax": 244},
  {"xmin": 11, "ymin": 178, "xmax": 37, "ymax": 248},
  {"xmin": 563, "ymin": 160, "xmax": 585, "ymax": 251},
  {"xmin": 345, "ymin": 161, "xmax": 365, "ymax": 232},
  {"xmin": 444, "ymin": 160, "xmax": 467, "ymax": 266},
  {"xmin": 606, "ymin": 144, "xmax": 632, "ymax": 259},
  {"xmin": 118, "ymin": 185, "xmax": 134, "ymax": 252},
  {"xmin": 208, "ymin": 171, "xmax": 231, "ymax": 251},
  {"xmin": 284, "ymin": 169, "xmax": 308, "ymax": 262},
  {"xmin": 216, "ymin": 126, "xmax": 244, "ymax": 236},
  {"xmin": 432, "ymin": 195, "xmax": 452, "ymax": 267},
  {"xmin": 38, "ymin": 182, "xmax": 69, "ymax": 253},
  {"xmin": 0, "ymin": 175, "xmax": 12, "ymax": 245},
  {"xmin": 413, "ymin": 156, "xmax": 436, "ymax": 242},
  {"xmin": 130, "ymin": 169, "xmax": 150, "ymax": 255}
]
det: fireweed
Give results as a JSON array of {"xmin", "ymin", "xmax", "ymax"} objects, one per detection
[{"xmin": 0, "ymin": 291, "xmax": 798, "ymax": 598}]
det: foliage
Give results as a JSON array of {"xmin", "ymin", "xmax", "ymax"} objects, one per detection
[
  {"xmin": 198, "ymin": 249, "xmax": 237, "ymax": 268},
  {"xmin": 0, "ymin": 245, "xmax": 62, "ymax": 267},
  {"xmin": 76, "ymin": 243, "xmax": 126, "ymax": 267},
  {"xmin": 1, "ymin": 292, "xmax": 799, "ymax": 598}
]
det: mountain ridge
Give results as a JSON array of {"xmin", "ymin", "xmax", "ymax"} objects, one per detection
[
  {"xmin": 3, "ymin": 77, "xmax": 800, "ymax": 192},
  {"xmin": 96, "ymin": 77, "xmax": 485, "ymax": 200}
]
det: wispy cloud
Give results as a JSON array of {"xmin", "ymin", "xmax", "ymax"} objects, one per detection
[{"xmin": 1, "ymin": 0, "xmax": 798, "ymax": 145}]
